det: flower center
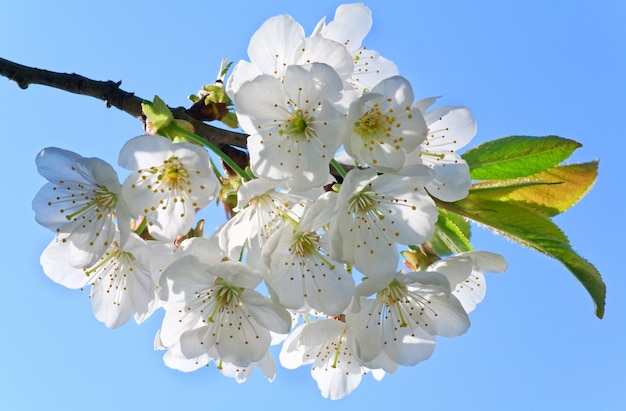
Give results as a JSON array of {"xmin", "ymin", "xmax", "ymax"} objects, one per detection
[
  {"xmin": 93, "ymin": 186, "xmax": 118, "ymax": 209},
  {"xmin": 377, "ymin": 279, "xmax": 406, "ymax": 305},
  {"xmin": 348, "ymin": 187, "xmax": 378, "ymax": 214},
  {"xmin": 214, "ymin": 278, "xmax": 243, "ymax": 306},
  {"xmin": 65, "ymin": 186, "xmax": 117, "ymax": 222},
  {"xmin": 354, "ymin": 107, "xmax": 383, "ymax": 138},
  {"xmin": 279, "ymin": 109, "xmax": 316, "ymax": 141},
  {"xmin": 377, "ymin": 279, "xmax": 410, "ymax": 327},
  {"xmin": 291, "ymin": 231, "xmax": 321, "ymax": 257},
  {"xmin": 208, "ymin": 278, "xmax": 244, "ymax": 322},
  {"xmin": 158, "ymin": 156, "xmax": 190, "ymax": 190}
]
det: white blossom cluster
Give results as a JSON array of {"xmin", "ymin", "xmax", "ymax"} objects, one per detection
[{"xmin": 33, "ymin": 4, "xmax": 507, "ymax": 400}]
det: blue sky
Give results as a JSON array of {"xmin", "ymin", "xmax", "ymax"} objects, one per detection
[{"xmin": 1, "ymin": 0, "xmax": 624, "ymax": 409}]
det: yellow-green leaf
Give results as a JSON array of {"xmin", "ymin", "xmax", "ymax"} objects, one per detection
[{"xmin": 470, "ymin": 161, "xmax": 598, "ymax": 216}]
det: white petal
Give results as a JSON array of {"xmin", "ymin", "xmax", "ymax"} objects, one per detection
[
  {"xmin": 247, "ymin": 14, "xmax": 305, "ymax": 77},
  {"xmin": 318, "ymin": 3, "xmax": 372, "ymax": 53},
  {"xmin": 312, "ymin": 362, "xmax": 362, "ymax": 400},
  {"xmin": 226, "ymin": 59, "xmax": 262, "ymax": 95},
  {"xmin": 180, "ymin": 326, "xmax": 216, "ymax": 359},
  {"xmin": 162, "ymin": 348, "xmax": 210, "ymax": 372},
  {"xmin": 370, "ymin": 76, "xmax": 414, "ymax": 108},
  {"xmin": 118, "ymin": 135, "xmax": 172, "ymax": 170},
  {"xmin": 453, "ymin": 272, "xmax": 487, "ymax": 313},
  {"xmin": 426, "ymin": 161, "xmax": 471, "ymax": 202},
  {"xmin": 424, "ymin": 106, "xmax": 477, "ymax": 151},
  {"xmin": 40, "ymin": 235, "xmax": 92, "ymax": 289},
  {"xmin": 279, "ymin": 324, "xmax": 309, "ymax": 369},
  {"xmin": 295, "ymin": 36, "xmax": 354, "ymax": 80},
  {"xmin": 241, "ymin": 290, "xmax": 292, "ymax": 334},
  {"xmin": 350, "ymin": 49, "xmax": 399, "ymax": 92},
  {"xmin": 284, "ymin": 63, "xmax": 344, "ymax": 106},
  {"xmin": 380, "ymin": 318, "xmax": 437, "ymax": 366},
  {"xmin": 300, "ymin": 319, "xmax": 346, "ymax": 346}
]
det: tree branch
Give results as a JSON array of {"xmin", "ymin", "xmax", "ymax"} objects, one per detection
[{"xmin": 0, "ymin": 57, "xmax": 247, "ymax": 149}]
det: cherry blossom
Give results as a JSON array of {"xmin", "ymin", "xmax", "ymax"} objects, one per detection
[
  {"xmin": 158, "ymin": 255, "xmax": 291, "ymax": 367},
  {"xmin": 427, "ymin": 251, "xmax": 507, "ymax": 313},
  {"xmin": 280, "ymin": 318, "xmax": 382, "ymax": 400},
  {"xmin": 329, "ymin": 167, "xmax": 438, "ymax": 279},
  {"xmin": 344, "ymin": 76, "xmax": 428, "ymax": 172},
  {"xmin": 118, "ymin": 135, "xmax": 219, "ymax": 241},
  {"xmin": 41, "ymin": 231, "xmax": 159, "ymax": 329},
  {"xmin": 312, "ymin": 3, "xmax": 399, "ymax": 92},
  {"xmin": 348, "ymin": 270, "xmax": 469, "ymax": 368},
  {"xmin": 227, "ymin": 13, "xmax": 353, "ymax": 95},
  {"xmin": 406, "ymin": 102, "xmax": 477, "ymax": 201},
  {"xmin": 262, "ymin": 192, "xmax": 355, "ymax": 315},
  {"xmin": 29, "ymin": 3, "xmax": 519, "ymax": 398},
  {"xmin": 33, "ymin": 147, "xmax": 129, "ymax": 267},
  {"xmin": 233, "ymin": 63, "xmax": 348, "ymax": 190}
]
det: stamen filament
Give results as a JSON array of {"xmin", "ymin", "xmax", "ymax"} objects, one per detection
[
  {"xmin": 331, "ymin": 338, "xmax": 343, "ymax": 368},
  {"xmin": 396, "ymin": 301, "xmax": 408, "ymax": 327},
  {"xmin": 420, "ymin": 150, "xmax": 445, "ymax": 160},
  {"xmin": 207, "ymin": 302, "xmax": 221, "ymax": 323},
  {"xmin": 65, "ymin": 201, "xmax": 97, "ymax": 221},
  {"xmin": 84, "ymin": 248, "xmax": 119, "ymax": 276}
]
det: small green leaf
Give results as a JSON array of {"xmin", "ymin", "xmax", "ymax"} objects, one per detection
[
  {"xmin": 470, "ymin": 161, "xmax": 598, "ymax": 216},
  {"xmin": 462, "ymin": 135, "xmax": 582, "ymax": 180},
  {"xmin": 203, "ymin": 84, "xmax": 231, "ymax": 104},
  {"xmin": 220, "ymin": 112, "xmax": 238, "ymax": 129},
  {"xmin": 436, "ymin": 195, "xmax": 605, "ymax": 318},
  {"xmin": 142, "ymin": 95, "xmax": 173, "ymax": 130},
  {"xmin": 428, "ymin": 209, "xmax": 473, "ymax": 255}
]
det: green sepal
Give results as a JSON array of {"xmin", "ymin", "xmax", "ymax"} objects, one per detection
[
  {"xmin": 203, "ymin": 84, "xmax": 231, "ymax": 104},
  {"xmin": 220, "ymin": 112, "xmax": 239, "ymax": 129},
  {"xmin": 469, "ymin": 161, "xmax": 598, "ymax": 217},
  {"xmin": 141, "ymin": 95, "xmax": 173, "ymax": 130},
  {"xmin": 428, "ymin": 209, "xmax": 473, "ymax": 255},
  {"xmin": 436, "ymin": 194, "xmax": 605, "ymax": 318},
  {"xmin": 462, "ymin": 135, "xmax": 582, "ymax": 180}
]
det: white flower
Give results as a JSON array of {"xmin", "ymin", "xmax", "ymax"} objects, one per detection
[
  {"xmin": 280, "ymin": 318, "xmax": 380, "ymax": 400},
  {"xmin": 345, "ymin": 76, "xmax": 427, "ymax": 172},
  {"xmin": 158, "ymin": 256, "xmax": 291, "ymax": 367},
  {"xmin": 427, "ymin": 251, "xmax": 507, "ymax": 313},
  {"xmin": 155, "ymin": 330, "xmax": 277, "ymax": 382},
  {"xmin": 233, "ymin": 63, "xmax": 348, "ymax": 190},
  {"xmin": 312, "ymin": 3, "xmax": 399, "ymax": 92},
  {"xmin": 348, "ymin": 270, "xmax": 469, "ymax": 368},
  {"xmin": 218, "ymin": 178, "xmax": 309, "ymax": 266},
  {"xmin": 406, "ymin": 102, "xmax": 477, "ymax": 201},
  {"xmin": 329, "ymin": 168, "xmax": 437, "ymax": 279},
  {"xmin": 118, "ymin": 135, "xmax": 219, "ymax": 242},
  {"xmin": 227, "ymin": 14, "xmax": 353, "ymax": 94},
  {"xmin": 41, "ymin": 231, "xmax": 160, "ymax": 329},
  {"xmin": 262, "ymin": 192, "xmax": 355, "ymax": 315},
  {"xmin": 33, "ymin": 147, "xmax": 128, "ymax": 268}
]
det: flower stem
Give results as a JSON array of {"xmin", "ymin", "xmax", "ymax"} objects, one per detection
[
  {"xmin": 330, "ymin": 159, "xmax": 347, "ymax": 179},
  {"xmin": 169, "ymin": 123, "xmax": 250, "ymax": 181}
]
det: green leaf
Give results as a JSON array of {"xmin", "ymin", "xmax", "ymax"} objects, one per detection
[
  {"xmin": 141, "ymin": 95, "xmax": 172, "ymax": 130},
  {"xmin": 436, "ymin": 195, "xmax": 606, "ymax": 318},
  {"xmin": 428, "ymin": 209, "xmax": 473, "ymax": 255},
  {"xmin": 470, "ymin": 161, "xmax": 599, "ymax": 216},
  {"xmin": 462, "ymin": 135, "xmax": 582, "ymax": 180}
]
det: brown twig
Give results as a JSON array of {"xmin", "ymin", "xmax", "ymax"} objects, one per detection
[{"xmin": 0, "ymin": 57, "xmax": 247, "ymax": 149}]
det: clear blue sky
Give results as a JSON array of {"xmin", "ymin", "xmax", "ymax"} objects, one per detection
[{"xmin": 1, "ymin": 1, "xmax": 624, "ymax": 409}]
